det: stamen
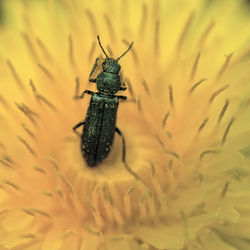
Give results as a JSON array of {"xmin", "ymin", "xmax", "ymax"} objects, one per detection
[
  {"xmin": 154, "ymin": 133, "xmax": 165, "ymax": 149},
  {"xmin": 22, "ymin": 123, "xmax": 35, "ymax": 138},
  {"xmin": 20, "ymin": 234, "xmax": 36, "ymax": 239},
  {"xmin": 15, "ymin": 102, "xmax": 39, "ymax": 125},
  {"xmin": 234, "ymin": 98, "xmax": 250, "ymax": 119},
  {"xmin": 74, "ymin": 77, "xmax": 80, "ymax": 98},
  {"xmin": 124, "ymin": 187, "xmax": 135, "ymax": 218},
  {"xmin": 239, "ymin": 144, "xmax": 250, "ymax": 157},
  {"xmin": 17, "ymin": 136, "xmax": 37, "ymax": 157},
  {"xmin": 189, "ymin": 202, "xmax": 206, "ymax": 217},
  {"xmin": 22, "ymin": 13, "xmax": 34, "ymax": 35},
  {"xmin": 68, "ymin": 34, "xmax": 76, "ymax": 68},
  {"xmin": 85, "ymin": 10, "xmax": 98, "ymax": 36},
  {"xmin": 139, "ymin": 196, "xmax": 148, "ymax": 218},
  {"xmin": 30, "ymin": 79, "xmax": 56, "ymax": 110},
  {"xmin": 104, "ymin": 14, "xmax": 116, "ymax": 41},
  {"xmin": 216, "ymin": 53, "xmax": 233, "ymax": 79},
  {"xmin": 88, "ymin": 41, "xmax": 96, "ymax": 62},
  {"xmin": 197, "ymin": 21, "xmax": 215, "ymax": 48},
  {"xmin": 112, "ymin": 205, "xmax": 124, "ymax": 227},
  {"xmin": 48, "ymin": 156, "xmax": 60, "ymax": 170},
  {"xmin": 189, "ymin": 78, "xmax": 207, "ymax": 94},
  {"xmin": 168, "ymin": 85, "xmax": 174, "ymax": 109},
  {"xmin": 37, "ymin": 63, "xmax": 55, "ymax": 82},
  {"xmin": 33, "ymin": 166, "xmax": 46, "ymax": 174},
  {"xmin": 136, "ymin": 96, "xmax": 142, "ymax": 113},
  {"xmin": 7, "ymin": 60, "xmax": 24, "ymax": 88},
  {"xmin": 29, "ymin": 79, "xmax": 37, "ymax": 94},
  {"xmin": 165, "ymin": 131, "xmax": 172, "ymax": 139},
  {"xmin": 83, "ymin": 224, "xmax": 102, "ymax": 236},
  {"xmin": 209, "ymin": 84, "xmax": 229, "ymax": 104},
  {"xmin": 199, "ymin": 150, "xmax": 219, "ymax": 160},
  {"xmin": 177, "ymin": 12, "xmax": 194, "ymax": 50},
  {"xmin": 43, "ymin": 191, "xmax": 53, "ymax": 197},
  {"xmin": 61, "ymin": 230, "xmax": 76, "ymax": 240},
  {"xmin": 48, "ymin": 157, "xmax": 75, "ymax": 196},
  {"xmin": 32, "ymin": 208, "xmax": 52, "ymax": 219},
  {"xmin": 233, "ymin": 47, "xmax": 250, "ymax": 64},
  {"xmin": 150, "ymin": 162, "xmax": 156, "ymax": 176},
  {"xmin": 152, "ymin": 0, "xmax": 160, "ymax": 23},
  {"xmin": 20, "ymin": 103, "xmax": 38, "ymax": 117},
  {"xmin": 154, "ymin": 20, "xmax": 160, "ymax": 55},
  {"xmin": 141, "ymin": 79, "xmax": 150, "ymax": 95},
  {"xmin": 221, "ymin": 117, "xmax": 235, "ymax": 145},
  {"xmin": 0, "ymin": 95, "xmax": 9, "ymax": 109},
  {"xmin": 22, "ymin": 208, "xmax": 35, "ymax": 216},
  {"xmin": 217, "ymin": 99, "xmax": 230, "ymax": 124},
  {"xmin": 165, "ymin": 150, "xmax": 180, "ymax": 159},
  {"xmin": 37, "ymin": 95, "xmax": 56, "ymax": 110},
  {"xmin": 121, "ymin": 0, "xmax": 129, "ymax": 28},
  {"xmin": 221, "ymin": 181, "xmax": 230, "ymax": 198},
  {"xmin": 190, "ymin": 51, "xmax": 201, "ymax": 80},
  {"xmin": 36, "ymin": 37, "xmax": 52, "ymax": 61},
  {"xmin": 124, "ymin": 77, "xmax": 135, "ymax": 99},
  {"xmin": 2, "ymin": 155, "xmax": 14, "ymax": 164},
  {"xmin": 139, "ymin": 3, "xmax": 147, "ymax": 38},
  {"xmin": 154, "ymin": 134, "xmax": 179, "ymax": 159},
  {"xmin": 147, "ymin": 192, "xmax": 156, "ymax": 218},
  {"xmin": 21, "ymin": 32, "xmax": 38, "ymax": 61},
  {"xmin": 161, "ymin": 111, "xmax": 170, "ymax": 128},
  {"xmin": 159, "ymin": 194, "xmax": 168, "ymax": 215},
  {"xmin": 0, "ymin": 159, "xmax": 13, "ymax": 169},
  {"xmin": 3, "ymin": 180, "xmax": 20, "ymax": 190},
  {"xmin": 55, "ymin": 189, "xmax": 64, "ymax": 200},
  {"xmin": 134, "ymin": 238, "xmax": 145, "ymax": 247},
  {"xmin": 197, "ymin": 117, "xmax": 209, "ymax": 133},
  {"xmin": 87, "ymin": 204, "xmax": 104, "ymax": 230}
]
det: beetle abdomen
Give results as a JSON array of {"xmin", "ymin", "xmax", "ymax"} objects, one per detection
[{"xmin": 81, "ymin": 93, "xmax": 119, "ymax": 166}]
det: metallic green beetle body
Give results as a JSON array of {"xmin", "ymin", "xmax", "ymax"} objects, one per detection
[
  {"xmin": 82, "ymin": 93, "xmax": 119, "ymax": 166},
  {"xmin": 73, "ymin": 36, "xmax": 133, "ymax": 167}
]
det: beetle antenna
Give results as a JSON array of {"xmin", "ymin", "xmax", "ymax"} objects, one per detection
[
  {"xmin": 97, "ymin": 35, "xmax": 109, "ymax": 58},
  {"xmin": 116, "ymin": 41, "xmax": 134, "ymax": 61}
]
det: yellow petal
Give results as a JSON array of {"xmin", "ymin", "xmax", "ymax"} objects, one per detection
[{"xmin": 131, "ymin": 211, "xmax": 219, "ymax": 249}]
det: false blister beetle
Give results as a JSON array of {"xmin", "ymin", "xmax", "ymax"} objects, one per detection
[{"xmin": 73, "ymin": 36, "xmax": 139, "ymax": 179}]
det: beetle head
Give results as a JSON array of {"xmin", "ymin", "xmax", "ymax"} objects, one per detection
[
  {"xmin": 96, "ymin": 36, "xmax": 133, "ymax": 94},
  {"xmin": 97, "ymin": 35, "xmax": 133, "ymax": 72},
  {"xmin": 102, "ymin": 58, "xmax": 121, "ymax": 74}
]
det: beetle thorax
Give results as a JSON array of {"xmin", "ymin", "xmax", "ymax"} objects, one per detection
[{"xmin": 96, "ymin": 71, "xmax": 121, "ymax": 94}]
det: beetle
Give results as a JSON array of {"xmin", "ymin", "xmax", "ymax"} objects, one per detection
[{"xmin": 73, "ymin": 36, "xmax": 139, "ymax": 179}]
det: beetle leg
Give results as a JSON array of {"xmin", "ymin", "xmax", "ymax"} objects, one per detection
[
  {"xmin": 115, "ymin": 127, "xmax": 140, "ymax": 180},
  {"xmin": 117, "ymin": 95, "xmax": 127, "ymax": 101},
  {"xmin": 73, "ymin": 121, "xmax": 85, "ymax": 131},
  {"xmin": 73, "ymin": 121, "xmax": 85, "ymax": 137},
  {"xmin": 74, "ymin": 78, "xmax": 95, "ymax": 99},
  {"xmin": 74, "ymin": 90, "xmax": 95, "ymax": 99},
  {"xmin": 89, "ymin": 57, "xmax": 99, "ymax": 83},
  {"xmin": 119, "ymin": 82, "xmax": 127, "ymax": 91},
  {"xmin": 74, "ymin": 77, "xmax": 81, "ymax": 98}
]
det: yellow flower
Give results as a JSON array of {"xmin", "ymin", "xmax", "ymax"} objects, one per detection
[{"xmin": 0, "ymin": 0, "xmax": 250, "ymax": 249}]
